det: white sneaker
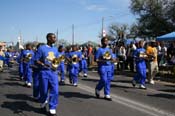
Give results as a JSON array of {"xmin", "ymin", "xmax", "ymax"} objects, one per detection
[
  {"xmin": 139, "ymin": 85, "xmax": 146, "ymax": 89},
  {"xmin": 104, "ymin": 95, "xmax": 112, "ymax": 101},
  {"xmin": 27, "ymin": 83, "xmax": 32, "ymax": 87},
  {"xmin": 150, "ymin": 80, "xmax": 155, "ymax": 85},
  {"xmin": 50, "ymin": 109, "xmax": 56, "ymax": 114},
  {"xmin": 105, "ymin": 95, "xmax": 111, "ymax": 98},
  {"xmin": 73, "ymin": 83, "xmax": 78, "ymax": 87},
  {"xmin": 84, "ymin": 73, "xmax": 87, "ymax": 77}
]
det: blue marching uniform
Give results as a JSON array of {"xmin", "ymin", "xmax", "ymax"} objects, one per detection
[
  {"xmin": 80, "ymin": 51, "xmax": 88, "ymax": 76},
  {"xmin": 22, "ymin": 50, "xmax": 34, "ymax": 84},
  {"xmin": 5, "ymin": 52, "xmax": 13, "ymax": 67},
  {"xmin": 17, "ymin": 50, "xmax": 24, "ymax": 79},
  {"xmin": 69, "ymin": 51, "xmax": 80, "ymax": 86},
  {"xmin": 32, "ymin": 51, "xmax": 41, "ymax": 99},
  {"xmin": 35, "ymin": 45, "xmax": 59, "ymax": 110},
  {"xmin": 58, "ymin": 51, "xmax": 65, "ymax": 82},
  {"xmin": 95, "ymin": 47, "xmax": 114, "ymax": 96},
  {"xmin": 133, "ymin": 48, "xmax": 147, "ymax": 86}
]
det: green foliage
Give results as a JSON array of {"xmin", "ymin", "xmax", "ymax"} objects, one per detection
[{"xmin": 130, "ymin": 0, "xmax": 175, "ymax": 37}]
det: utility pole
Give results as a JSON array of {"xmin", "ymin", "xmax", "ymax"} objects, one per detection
[
  {"xmin": 102, "ymin": 17, "xmax": 104, "ymax": 37},
  {"xmin": 56, "ymin": 28, "xmax": 59, "ymax": 46},
  {"xmin": 72, "ymin": 24, "xmax": 74, "ymax": 45}
]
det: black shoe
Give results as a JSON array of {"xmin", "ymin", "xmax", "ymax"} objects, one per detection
[
  {"xmin": 95, "ymin": 89, "xmax": 100, "ymax": 98},
  {"xmin": 104, "ymin": 97, "xmax": 112, "ymax": 101},
  {"xmin": 49, "ymin": 113, "xmax": 57, "ymax": 116},
  {"xmin": 132, "ymin": 80, "xmax": 136, "ymax": 87},
  {"xmin": 40, "ymin": 106, "xmax": 47, "ymax": 113},
  {"xmin": 59, "ymin": 81, "xmax": 65, "ymax": 85}
]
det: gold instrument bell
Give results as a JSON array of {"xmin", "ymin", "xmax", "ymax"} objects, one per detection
[
  {"xmin": 103, "ymin": 51, "xmax": 111, "ymax": 60},
  {"xmin": 60, "ymin": 55, "xmax": 65, "ymax": 61},
  {"xmin": 139, "ymin": 52, "xmax": 147, "ymax": 58},
  {"xmin": 72, "ymin": 54, "xmax": 79, "ymax": 64},
  {"xmin": 24, "ymin": 53, "xmax": 32, "ymax": 62},
  {"xmin": 51, "ymin": 57, "xmax": 61, "ymax": 71}
]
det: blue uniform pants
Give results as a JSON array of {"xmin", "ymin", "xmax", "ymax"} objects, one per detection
[
  {"xmin": 33, "ymin": 71, "xmax": 40, "ymax": 99},
  {"xmin": 19, "ymin": 62, "xmax": 23, "ymax": 77},
  {"xmin": 80, "ymin": 59, "xmax": 87, "ymax": 74},
  {"xmin": 58, "ymin": 63, "xmax": 65, "ymax": 81},
  {"xmin": 39, "ymin": 70, "xmax": 59, "ymax": 109},
  {"xmin": 96, "ymin": 65, "xmax": 112, "ymax": 95},
  {"xmin": 23, "ymin": 63, "xmax": 32, "ymax": 83},
  {"xmin": 134, "ymin": 67, "xmax": 146, "ymax": 85},
  {"xmin": 70, "ymin": 63, "xmax": 79, "ymax": 84}
]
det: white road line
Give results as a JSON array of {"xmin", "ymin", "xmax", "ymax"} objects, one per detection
[
  {"xmin": 85, "ymin": 73, "xmax": 175, "ymax": 96},
  {"xmin": 65, "ymin": 74, "xmax": 175, "ymax": 116}
]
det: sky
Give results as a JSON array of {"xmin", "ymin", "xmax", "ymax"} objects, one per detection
[{"xmin": 0, "ymin": 0, "xmax": 136, "ymax": 45}]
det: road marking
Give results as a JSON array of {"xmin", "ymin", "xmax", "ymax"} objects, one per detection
[
  {"xmin": 65, "ymin": 74, "xmax": 175, "ymax": 116},
  {"xmin": 85, "ymin": 73, "xmax": 175, "ymax": 96}
]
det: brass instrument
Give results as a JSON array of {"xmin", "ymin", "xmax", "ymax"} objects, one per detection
[
  {"xmin": 51, "ymin": 57, "xmax": 61, "ymax": 71},
  {"xmin": 72, "ymin": 54, "xmax": 79, "ymax": 64},
  {"xmin": 139, "ymin": 52, "xmax": 148, "ymax": 58},
  {"xmin": 59, "ymin": 55, "xmax": 65, "ymax": 62},
  {"xmin": 24, "ymin": 53, "xmax": 32, "ymax": 63},
  {"xmin": 103, "ymin": 51, "xmax": 111, "ymax": 60}
]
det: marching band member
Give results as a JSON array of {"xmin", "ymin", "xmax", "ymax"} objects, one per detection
[
  {"xmin": 35, "ymin": 33, "xmax": 59, "ymax": 116},
  {"xmin": 17, "ymin": 47, "xmax": 24, "ymax": 80},
  {"xmin": 5, "ymin": 49, "xmax": 13, "ymax": 68},
  {"xmin": 132, "ymin": 40, "xmax": 147, "ymax": 89},
  {"xmin": 22, "ymin": 43, "xmax": 34, "ymax": 87},
  {"xmin": 80, "ymin": 46, "xmax": 88, "ymax": 77},
  {"xmin": 95, "ymin": 37, "xmax": 115, "ymax": 101},
  {"xmin": 68, "ymin": 45, "xmax": 81, "ymax": 87},
  {"xmin": 58, "ymin": 45, "xmax": 65, "ymax": 85},
  {"xmin": 31, "ymin": 43, "xmax": 44, "ymax": 101}
]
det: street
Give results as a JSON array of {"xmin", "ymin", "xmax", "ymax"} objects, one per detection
[{"xmin": 0, "ymin": 65, "xmax": 175, "ymax": 116}]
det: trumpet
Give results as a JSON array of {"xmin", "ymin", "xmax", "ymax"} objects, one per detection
[
  {"xmin": 24, "ymin": 54, "xmax": 32, "ymax": 63},
  {"xmin": 103, "ymin": 51, "xmax": 111, "ymax": 60}
]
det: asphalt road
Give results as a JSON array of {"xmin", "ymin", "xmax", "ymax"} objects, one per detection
[{"xmin": 0, "ymin": 65, "xmax": 175, "ymax": 116}]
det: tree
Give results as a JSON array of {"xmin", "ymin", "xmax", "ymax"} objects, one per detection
[
  {"xmin": 108, "ymin": 23, "xmax": 129, "ymax": 41},
  {"xmin": 130, "ymin": 0, "xmax": 175, "ymax": 38},
  {"xmin": 57, "ymin": 39, "xmax": 70, "ymax": 47}
]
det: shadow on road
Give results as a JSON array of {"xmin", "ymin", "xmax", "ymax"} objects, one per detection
[
  {"xmin": 158, "ymin": 89, "xmax": 175, "ymax": 93},
  {"xmin": 147, "ymin": 93, "xmax": 175, "ymax": 99},
  {"xmin": 165, "ymin": 85, "xmax": 175, "ymax": 88},
  {"xmin": 2, "ymin": 82, "xmax": 24, "ymax": 87},
  {"xmin": 5, "ymin": 94, "xmax": 34, "ymax": 102},
  {"xmin": 111, "ymin": 84, "xmax": 132, "ymax": 89},
  {"xmin": 59, "ymin": 91, "xmax": 96, "ymax": 99},
  {"xmin": 112, "ymin": 80, "xmax": 132, "ymax": 84},
  {"xmin": 1, "ymin": 101, "xmax": 45, "ymax": 115},
  {"xmin": 81, "ymin": 78, "xmax": 99, "ymax": 82}
]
